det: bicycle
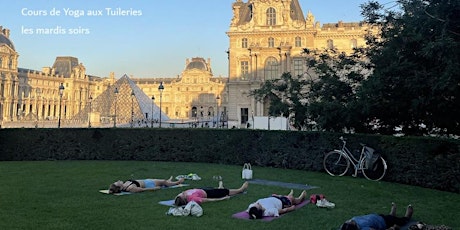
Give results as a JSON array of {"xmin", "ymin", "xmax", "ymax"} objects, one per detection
[{"xmin": 323, "ymin": 136, "xmax": 387, "ymax": 181}]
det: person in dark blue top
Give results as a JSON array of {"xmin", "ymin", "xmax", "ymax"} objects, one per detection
[{"xmin": 340, "ymin": 203, "xmax": 413, "ymax": 230}]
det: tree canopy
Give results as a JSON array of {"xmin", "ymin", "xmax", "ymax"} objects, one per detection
[{"xmin": 250, "ymin": 0, "xmax": 460, "ymax": 137}]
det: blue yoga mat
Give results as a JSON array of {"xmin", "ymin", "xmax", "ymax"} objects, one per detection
[{"xmin": 246, "ymin": 179, "xmax": 318, "ymax": 190}]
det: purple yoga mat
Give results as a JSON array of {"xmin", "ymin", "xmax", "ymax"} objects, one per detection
[{"xmin": 232, "ymin": 200, "xmax": 310, "ymax": 221}]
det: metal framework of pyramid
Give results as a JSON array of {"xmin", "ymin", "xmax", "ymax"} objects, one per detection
[{"xmin": 72, "ymin": 74, "xmax": 168, "ymax": 126}]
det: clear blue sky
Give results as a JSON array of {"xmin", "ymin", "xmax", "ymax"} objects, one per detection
[{"xmin": 1, "ymin": 0, "xmax": 389, "ymax": 78}]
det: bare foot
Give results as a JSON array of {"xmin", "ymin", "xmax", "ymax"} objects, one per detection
[
  {"xmin": 405, "ymin": 204, "xmax": 413, "ymax": 219},
  {"xmin": 240, "ymin": 181, "xmax": 249, "ymax": 191},
  {"xmin": 288, "ymin": 189, "xmax": 294, "ymax": 197},
  {"xmin": 390, "ymin": 202, "xmax": 396, "ymax": 216},
  {"xmin": 299, "ymin": 190, "xmax": 307, "ymax": 201}
]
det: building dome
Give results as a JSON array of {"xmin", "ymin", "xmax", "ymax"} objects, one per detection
[
  {"xmin": 185, "ymin": 57, "xmax": 209, "ymax": 71},
  {"xmin": 0, "ymin": 30, "xmax": 15, "ymax": 51}
]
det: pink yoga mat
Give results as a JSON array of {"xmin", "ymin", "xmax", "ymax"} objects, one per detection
[{"xmin": 232, "ymin": 200, "xmax": 309, "ymax": 221}]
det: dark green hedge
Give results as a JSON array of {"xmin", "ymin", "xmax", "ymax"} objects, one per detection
[{"xmin": 0, "ymin": 128, "xmax": 458, "ymax": 193}]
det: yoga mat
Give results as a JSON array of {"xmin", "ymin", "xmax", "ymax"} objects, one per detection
[
  {"xmin": 159, "ymin": 199, "xmax": 175, "ymax": 206},
  {"xmin": 247, "ymin": 179, "xmax": 318, "ymax": 190},
  {"xmin": 99, "ymin": 184, "xmax": 189, "ymax": 195},
  {"xmin": 159, "ymin": 190, "xmax": 248, "ymax": 206},
  {"xmin": 232, "ymin": 200, "xmax": 310, "ymax": 221}
]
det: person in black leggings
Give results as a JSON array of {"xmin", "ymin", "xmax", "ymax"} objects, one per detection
[{"xmin": 340, "ymin": 203, "xmax": 414, "ymax": 230}]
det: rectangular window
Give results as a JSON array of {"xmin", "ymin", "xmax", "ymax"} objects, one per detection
[
  {"xmin": 241, "ymin": 108, "xmax": 249, "ymax": 124},
  {"xmin": 241, "ymin": 61, "xmax": 249, "ymax": 80},
  {"xmin": 268, "ymin": 37, "xmax": 275, "ymax": 48},
  {"xmin": 242, "ymin": 38, "xmax": 248, "ymax": 48},
  {"xmin": 293, "ymin": 59, "xmax": 304, "ymax": 77},
  {"xmin": 295, "ymin": 37, "xmax": 302, "ymax": 47}
]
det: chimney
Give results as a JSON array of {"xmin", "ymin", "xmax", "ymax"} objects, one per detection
[{"xmin": 2, "ymin": 28, "xmax": 10, "ymax": 38}]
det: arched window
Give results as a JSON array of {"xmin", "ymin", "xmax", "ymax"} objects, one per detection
[
  {"xmin": 268, "ymin": 37, "xmax": 275, "ymax": 48},
  {"xmin": 242, "ymin": 38, "xmax": 248, "ymax": 48},
  {"xmin": 327, "ymin": 39, "xmax": 334, "ymax": 49},
  {"xmin": 295, "ymin": 37, "xmax": 302, "ymax": 47},
  {"xmin": 351, "ymin": 39, "xmax": 358, "ymax": 49},
  {"xmin": 266, "ymin": 8, "xmax": 276, "ymax": 26},
  {"xmin": 264, "ymin": 57, "xmax": 279, "ymax": 80}
]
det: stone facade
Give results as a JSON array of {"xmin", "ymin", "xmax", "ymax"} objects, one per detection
[
  {"xmin": 0, "ymin": 26, "xmax": 19, "ymax": 123},
  {"xmin": 0, "ymin": 26, "xmax": 114, "ymax": 125},
  {"xmin": 132, "ymin": 57, "xmax": 227, "ymax": 124},
  {"xmin": 0, "ymin": 0, "xmax": 377, "ymax": 128},
  {"xmin": 225, "ymin": 0, "xmax": 377, "ymax": 127}
]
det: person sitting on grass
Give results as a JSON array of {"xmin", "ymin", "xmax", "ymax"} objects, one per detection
[
  {"xmin": 174, "ymin": 181, "xmax": 248, "ymax": 206},
  {"xmin": 108, "ymin": 176, "xmax": 184, "ymax": 194},
  {"xmin": 340, "ymin": 203, "xmax": 413, "ymax": 230},
  {"xmin": 247, "ymin": 190, "xmax": 307, "ymax": 219}
]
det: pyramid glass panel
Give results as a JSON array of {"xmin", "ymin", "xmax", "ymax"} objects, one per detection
[{"xmin": 71, "ymin": 74, "xmax": 168, "ymax": 126}]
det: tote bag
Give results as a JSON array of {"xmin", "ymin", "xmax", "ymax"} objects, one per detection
[{"xmin": 242, "ymin": 163, "xmax": 253, "ymax": 179}]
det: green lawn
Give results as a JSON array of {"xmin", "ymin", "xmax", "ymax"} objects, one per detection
[{"xmin": 0, "ymin": 161, "xmax": 458, "ymax": 230}]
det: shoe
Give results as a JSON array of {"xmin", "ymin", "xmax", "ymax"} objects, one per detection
[
  {"xmin": 175, "ymin": 175, "xmax": 187, "ymax": 180},
  {"xmin": 191, "ymin": 174, "xmax": 201, "ymax": 181},
  {"xmin": 316, "ymin": 198, "xmax": 335, "ymax": 208}
]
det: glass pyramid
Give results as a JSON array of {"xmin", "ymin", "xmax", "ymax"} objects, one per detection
[{"xmin": 71, "ymin": 74, "xmax": 168, "ymax": 127}]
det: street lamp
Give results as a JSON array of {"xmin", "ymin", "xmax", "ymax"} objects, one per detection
[
  {"xmin": 113, "ymin": 87, "xmax": 119, "ymax": 128},
  {"xmin": 151, "ymin": 95, "xmax": 155, "ymax": 128},
  {"xmin": 158, "ymin": 82, "xmax": 164, "ymax": 128},
  {"xmin": 35, "ymin": 88, "xmax": 41, "ymax": 128},
  {"xmin": 130, "ymin": 90, "xmax": 135, "ymax": 128},
  {"xmin": 58, "ymin": 83, "xmax": 64, "ymax": 128},
  {"xmin": 88, "ymin": 95, "xmax": 93, "ymax": 128},
  {"xmin": 216, "ymin": 95, "xmax": 220, "ymax": 128}
]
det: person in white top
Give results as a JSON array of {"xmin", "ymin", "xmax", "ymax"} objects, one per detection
[{"xmin": 247, "ymin": 190, "xmax": 307, "ymax": 219}]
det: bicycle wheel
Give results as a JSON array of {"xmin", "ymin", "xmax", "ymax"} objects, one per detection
[
  {"xmin": 323, "ymin": 151, "xmax": 350, "ymax": 177},
  {"xmin": 362, "ymin": 156, "xmax": 387, "ymax": 181}
]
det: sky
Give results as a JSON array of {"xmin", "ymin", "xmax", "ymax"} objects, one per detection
[{"xmin": 1, "ymin": 0, "xmax": 389, "ymax": 79}]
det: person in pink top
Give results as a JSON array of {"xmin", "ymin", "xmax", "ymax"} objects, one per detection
[{"xmin": 174, "ymin": 181, "xmax": 248, "ymax": 206}]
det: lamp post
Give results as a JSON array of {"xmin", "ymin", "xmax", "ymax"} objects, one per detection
[
  {"xmin": 130, "ymin": 90, "xmax": 135, "ymax": 128},
  {"xmin": 58, "ymin": 83, "xmax": 64, "ymax": 128},
  {"xmin": 35, "ymin": 88, "xmax": 41, "ymax": 128},
  {"xmin": 151, "ymin": 95, "xmax": 155, "ymax": 128},
  {"xmin": 88, "ymin": 95, "xmax": 92, "ymax": 128},
  {"xmin": 113, "ymin": 87, "xmax": 119, "ymax": 128},
  {"xmin": 216, "ymin": 95, "xmax": 220, "ymax": 128},
  {"xmin": 158, "ymin": 82, "xmax": 164, "ymax": 128}
]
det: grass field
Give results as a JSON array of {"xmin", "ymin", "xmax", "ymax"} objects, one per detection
[{"xmin": 0, "ymin": 161, "xmax": 458, "ymax": 230}]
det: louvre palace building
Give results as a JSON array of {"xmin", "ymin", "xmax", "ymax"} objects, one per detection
[{"xmin": 0, "ymin": 0, "xmax": 377, "ymax": 128}]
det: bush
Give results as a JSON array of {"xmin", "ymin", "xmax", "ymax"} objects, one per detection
[{"xmin": 0, "ymin": 128, "xmax": 458, "ymax": 192}]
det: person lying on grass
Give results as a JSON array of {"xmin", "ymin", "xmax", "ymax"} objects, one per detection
[
  {"xmin": 247, "ymin": 189, "xmax": 307, "ymax": 219},
  {"xmin": 340, "ymin": 202, "xmax": 413, "ymax": 230},
  {"xmin": 108, "ymin": 176, "xmax": 185, "ymax": 194},
  {"xmin": 174, "ymin": 181, "xmax": 248, "ymax": 206}
]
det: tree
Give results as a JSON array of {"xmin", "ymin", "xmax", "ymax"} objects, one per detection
[
  {"xmin": 250, "ymin": 72, "xmax": 310, "ymax": 130},
  {"xmin": 305, "ymin": 48, "xmax": 370, "ymax": 132},
  {"xmin": 358, "ymin": 0, "xmax": 460, "ymax": 136},
  {"xmin": 250, "ymin": 48, "xmax": 369, "ymax": 132}
]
